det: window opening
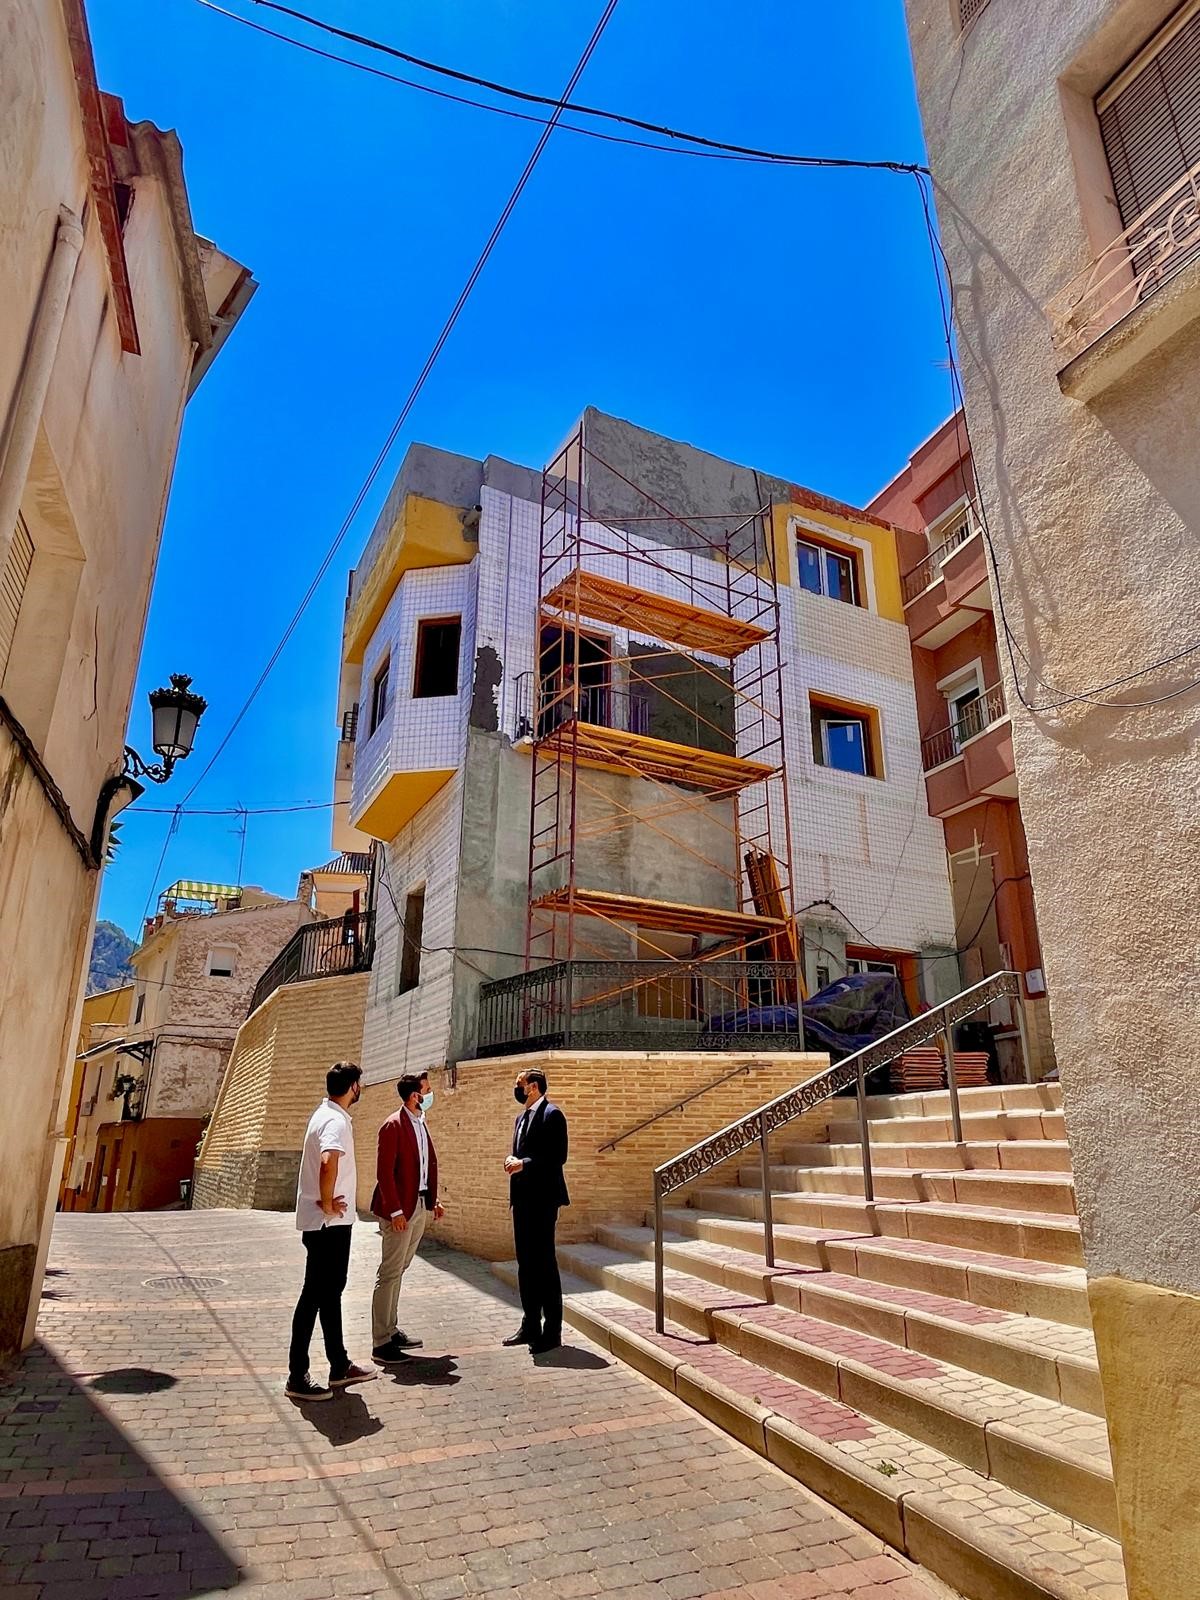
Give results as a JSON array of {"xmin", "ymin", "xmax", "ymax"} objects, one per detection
[
  {"xmin": 810, "ymin": 698, "xmax": 878, "ymax": 778},
  {"xmin": 797, "ymin": 537, "xmax": 860, "ymax": 606},
  {"xmin": 398, "ymin": 886, "xmax": 425, "ymax": 994},
  {"xmin": 413, "ymin": 618, "xmax": 462, "ymax": 699},
  {"xmin": 207, "ymin": 946, "xmax": 236, "ymax": 978},
  {"xmin": 538, "ymin": 624, "xmax": 611, "ymax": 734}
]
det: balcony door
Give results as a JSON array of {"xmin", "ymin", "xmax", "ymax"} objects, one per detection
[{"xmin": 538, "ymin": 625, "xmax": 610, "ymax": 734}]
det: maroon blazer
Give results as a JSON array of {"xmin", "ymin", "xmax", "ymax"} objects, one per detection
[{"xmin": 371, "ymin": 1110, "xmax": 438, "ymax": 1220}]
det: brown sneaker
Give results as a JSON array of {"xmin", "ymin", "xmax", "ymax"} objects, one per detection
[{"xmin": 329, "ymin": 1361, "xmax": 377, "ymax": 1388}]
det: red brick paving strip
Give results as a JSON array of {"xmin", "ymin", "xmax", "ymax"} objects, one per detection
[{"xmin": 0, "ymin": 1210, "xmax": 951, "ymax": 1600}]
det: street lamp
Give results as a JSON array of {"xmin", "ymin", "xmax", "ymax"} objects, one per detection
[{"xmin": 90, "ymin": 674, "xmax": 208, "ymax": 864}]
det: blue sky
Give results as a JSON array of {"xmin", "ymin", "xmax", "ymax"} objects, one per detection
[{"xmin": 91, "ymin": 0, "xmax": 950, "ymax": 938}]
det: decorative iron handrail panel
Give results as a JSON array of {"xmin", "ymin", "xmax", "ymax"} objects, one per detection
[
  {"xmin": 921, "ymin": 682, "xmax": 1007, "ymax": 772},
  {"xmin": 654, "ymin": 970, "xmax": 1021, "ymax": 1197},
  {"xmin": 248, "ymin": 908, "xmax": 376, "ymax": 1015},
  {"xmin": 900, "ymin": 513, "xmax": 976, "ymax": 604},
  {"xmin": 1046, "ymin": 156, "xmax": 1200, "ymax": 360}
]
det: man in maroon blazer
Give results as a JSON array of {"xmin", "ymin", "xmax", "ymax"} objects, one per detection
[{"xmin": 370, "ymin": 1073, "xmax": 443, "ymax": 1363}]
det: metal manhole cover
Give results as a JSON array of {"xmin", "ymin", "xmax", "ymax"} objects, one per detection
[{"xmin": 142, "ymin": 1274, "xmax": 227, "ymax": 1292}]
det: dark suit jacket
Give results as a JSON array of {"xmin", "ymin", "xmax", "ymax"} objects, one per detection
[
  {"xmin": 371, "ymin": 1110, "xmax": 438, "ymax": 1220},
  {"xmin": 509, "ymin": 1098, "xmax": 569, "ymax": 1210}
]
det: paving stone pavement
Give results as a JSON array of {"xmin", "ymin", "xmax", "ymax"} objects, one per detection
[{"xmin": 0, "ymin": 1211, "xmax": 959, "ymax": 1600}]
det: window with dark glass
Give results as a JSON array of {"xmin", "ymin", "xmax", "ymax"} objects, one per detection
[
  {"xmin": 369, "ymin": 657, "xmax": 390, "ymax": 735},
  {"xmin": 398, "ymin": 887, "xmax": 425, "ymax": 994},
  {"xmin": 810, "ymin": 697, "xmax": 879, "ymax": 778},
  {"xmin": 413, "ymin": 618, "xmax": 462, "ymax": 699},
  {"xmin": 797, "ymin": 537, "xmax": 860, "ymax": 606}
]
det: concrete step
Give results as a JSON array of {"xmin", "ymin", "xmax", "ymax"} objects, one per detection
[
  {"xmin": 779, "ymin": 1139, "xmax": 1074, "ymax": 1174},
  {"xmin": 656, "ymin": 1203, "xmax": 866, "ymax": 1270},
  {"xmin": 828, "ymin": 1108, "xmax": 1066, "ymax": 1145},
  {"xmin": 858, "ymin": 1083, "xmax": 1062, "ymax": 1120},
  {"xmin": 603, "ymin": 1223, "xmax": 1102, "ymax": 1415},
  {"xmin": 874, "ymin": 1201, "xmax": 1084, "ymax": 1268},
  {"xmin": 688, "ymin": 1183, "xmax": 875, "ymax": 1231},
  {"xmin": 736, "ymin": 1162, "xmax": 932, "ymax": 1201},
  {"xmin": 556, "ymin": 1243, "xmax": 1114, "ymax": 1537},
  {"xmin": 738, "ymin": 1163, "xmax": 1077, "ymax": 1215},
  {"xmin": 823, "ymin": 1235, "xmax": 1092, "ymax": 1328},
  {"xmin": 491, "ymin": 1260, "xmax": 1125, "ymax": 1600}
]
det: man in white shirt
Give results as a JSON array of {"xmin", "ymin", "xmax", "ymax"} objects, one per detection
[
  {"xmin": 286, "ymin": 1062, "xmax": 377, "ymax": 1402},
  {"xmin": 370, "ymin": 1073, "xmax": 444, "ymax": 1362}
]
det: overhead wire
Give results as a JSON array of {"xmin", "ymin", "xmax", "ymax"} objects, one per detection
[
  {"xmin": 219, "ymin": 0, "xmax": 928, "ymax": 174},
  {"xmin": 175, "ymin": 0, "xmax": 623, "ymax": 808}
]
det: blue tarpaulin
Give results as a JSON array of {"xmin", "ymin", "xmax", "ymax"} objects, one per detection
[{"xmin": 708, "ymin": 972, "xmax": 910, "ymax": 1061}]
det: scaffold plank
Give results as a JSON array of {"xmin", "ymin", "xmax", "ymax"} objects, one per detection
[{"xmin": 541, "ymin": 569, "xmax": 769, "ymax": 659}]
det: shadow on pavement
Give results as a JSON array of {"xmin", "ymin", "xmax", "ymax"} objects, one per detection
[
  {"xmin": 0, "ymin": 1343, "xmax": 241, "ymax": 1596},
  {"xmin": 89, "ymin": 1367, "xmax": 179, "ymax": 1395},
  {"xmin": 532, "ymin": 1345, "xmax": 609, "ymax": 1370},
  {"xmin": 383, "ymin": 1354, "xmax": 460, "ymax": 1387},
  {"xmin": 295, "ymin": 1388, "xmax": 385, "ymax": 1446}
]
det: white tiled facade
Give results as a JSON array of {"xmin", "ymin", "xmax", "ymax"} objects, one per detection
[{"xmin": 346, "ymin": 433, "xmax": 958, "ymax": 1071}]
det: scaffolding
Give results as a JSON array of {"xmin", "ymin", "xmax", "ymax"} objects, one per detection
[{"xmin": 503, "ymin": 423, "xmax": 803, "ymax": 1048}]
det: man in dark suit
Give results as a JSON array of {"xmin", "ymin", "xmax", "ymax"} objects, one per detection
[
  {"xmin": 502, "ymin": 1069, "xmax": 569, "ymax": 1353},
  {"xmin": 370, "ymin": 1073, "xmax": 443, "ymax": 1364}
]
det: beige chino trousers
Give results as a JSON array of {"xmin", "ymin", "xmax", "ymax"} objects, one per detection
[{"xmin": 371, "ymin": 1202, "xmax": 427, "ymax": 1347}]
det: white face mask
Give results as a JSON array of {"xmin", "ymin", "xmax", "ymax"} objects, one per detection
[{"xmin": 420, "ymin": 1090, "xmax": 434, "ymax": 1112}]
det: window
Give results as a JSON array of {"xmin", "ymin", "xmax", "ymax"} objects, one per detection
[
  {"xmin": 810, "ymin": 696, "xmax": 880, "ymax": 778},
  {"xmin": 368, "ymin": 656, "xmax": 390, "ymax": 735},
  {"xmin": 413, "ymin": 618, "xmax": 462, "ymax": 699},
  {"xmin": 846, "ymin": 957, "xmax": 899, "ymax": 978},
  {"xmin": 797, "ymin": 537, "xmax": 860, "ymax": 606},
  {"xmin": 206, "ymin": 946, "xmax": 236, "ymax": 978},
  {"xmin": 1098, "ymin": 5, "xmax": 1200, "ymax": 239},
  {"xmin": 398, "ymin": 886, "xmax": 425, "ymax": 994},
  {"xmin": 134, "ymin": 991, "xmax": 145, "ymax": 1024},
  {"xmin": 939, "ymin": 662, "xmax": 987, "ymax": 750},
  {"xmin": 0, "ymin": 515, "xmax": 34, "ymax": 679}
]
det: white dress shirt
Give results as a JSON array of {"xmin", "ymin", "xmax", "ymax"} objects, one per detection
[{"xmin": 389, "ymin": 1107, "xmax": 430, "ymax": 1217}]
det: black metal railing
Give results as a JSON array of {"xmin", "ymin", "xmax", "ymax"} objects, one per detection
[
  {"xmin": 248, "ymin": 909, "xmax": 375, "ymax": 1015},
  {"xmin": 477, "ymin": 959, "xmax": 805, "ymax": 1056},
  {"xmin": 512, "ymin": 672, "xmax": 650, "ymax": 741},
  {"xmin": 920, "ymin": 681, "xmax": 1007, "ymax": 771},
  {"xmin": 650, "ymin": 970, "xmax": 1028, "ymax": 1332}
]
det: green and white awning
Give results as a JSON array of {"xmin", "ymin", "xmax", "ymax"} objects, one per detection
[{"xmin": 161, "ymin": 880, "xmax": 241, "ymax": 902}]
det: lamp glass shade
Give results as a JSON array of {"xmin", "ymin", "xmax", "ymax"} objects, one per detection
[{"xmin": 148, "ymin": 675, "xmax": 207, "ymax": 763}]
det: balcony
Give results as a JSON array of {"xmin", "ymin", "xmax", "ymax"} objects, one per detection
[
  {"xmin": 902, "ymin": 525, "xmax": 992, "ymax": 649},
  {"xmin": 920, "ymin": 683, "xmax": 1016, "ymax": 818},
  {"xmin": 1047, "ymin": 157, "xmax": 1200, "ymax": 400},
  {"xmin": 476, "ymin": 959, "xmax": 804, "ymax": 1055},
  {"xmin": 248, "ymin": 909, "xmax": 375, "ymax": 1015}
]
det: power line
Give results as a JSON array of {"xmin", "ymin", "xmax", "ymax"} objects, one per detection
[
  {"xmin": 219, "ymin": 0, "xmax": 928, "ymax": 176},
  {"xmin": 178, "ymin": 0, "xmax": 622, "ymax": 806},
  {"xmin": 915, "ymin": 171, "xmax": 1200, "ymax": 714},
  {"xmin": 131, "ymin": 799, "xmax": 347, "ymax": 816}
]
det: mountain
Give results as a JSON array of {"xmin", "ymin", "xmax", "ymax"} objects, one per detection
[{"xmin": 87, "ymin": 920, "xmax": 136, "ymax": 996}]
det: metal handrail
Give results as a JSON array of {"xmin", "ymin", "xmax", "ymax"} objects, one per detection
[
  {"xmin": 598, "ymin": 1064, "xmax": 752, "ymax": 1152},
  {"xmin": 920, "ymin": 681, "xmax": 1007, "ymax": 772},
  {"xmin": 900, "ymin": 512, "xmax": 977, "ymax": 604},
  {"xmin": 651, "ymin": 969, "xmax": 1028, "ymax": 1332}
]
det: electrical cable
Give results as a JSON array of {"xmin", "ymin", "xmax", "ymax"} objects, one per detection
[
  {"xmin": 177, "ymin": 0, "xmax": 622, "ymax": 806},
  {"xmin": 914, "ymin": 171, "xmax": 1200, "ymax": 714},
  {"xmin": 136, "ymin": 805, "xmax": 183, "ymax": 928},
  {"xmin": 216, "ymin": 0, "xmax": 929, "ymax": 175}
]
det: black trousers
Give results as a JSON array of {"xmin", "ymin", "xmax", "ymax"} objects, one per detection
[
  {"xmin": 289, "ymin": 1224, "xmax": 352, "ymax": 1380},
  {"xmin": 513, "ymin": 1202, "xmax": 561, "ymax": 1336}
]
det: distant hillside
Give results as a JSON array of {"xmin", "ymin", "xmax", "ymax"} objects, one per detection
[{"xmin": 88, "ymin": 920, "xmax": 135, "ymax": 996}]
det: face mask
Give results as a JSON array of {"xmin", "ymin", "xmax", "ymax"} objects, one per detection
[
  {"xmin": 420, "ymin": 1091, "xmax": 434, "ymax": 1112},
  {"xmin": 514, "ymin": 1084, "xmax": 527, "ymax": 1105}
]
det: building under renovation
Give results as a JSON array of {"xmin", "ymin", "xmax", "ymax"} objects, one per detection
[{"xmin": 330, "ymin": 408, "xmax": 960, "ymax": 1083}]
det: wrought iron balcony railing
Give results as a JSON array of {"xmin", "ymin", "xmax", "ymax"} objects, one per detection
[
  {"xmin": 920, "ymin": 681, "xmax": 1007, "ymax": 772},
  {"xmin": 248, "ymin": 908, "xmax": 375, "ymax": 1015},
  {"xmin": 1046, "ymin": 156, "xmax": 1200, "ymax": 361},
  {"xmin": 477, "ymin": 958, "xmax": 805, "ymax": 1056},
  {"xmin": 512, "ymin": 672, "xmax": 650, "ymax": 741},
  {"xmin": 900, "ymin": 511, "xmax": 977, "ymax": 605}
]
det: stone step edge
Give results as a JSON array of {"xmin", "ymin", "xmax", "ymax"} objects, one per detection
[
  {"xmin": 490, "ymin": 1261, "xmax": 1123, "ymax": 1600},
  {"xmin": 563, "ymin": 1242, "xmax": 1115, "ymax": 1534},
  {"xmin": 600, "ymin": 1222, "xmax": 1102, "ymax": 1414}
]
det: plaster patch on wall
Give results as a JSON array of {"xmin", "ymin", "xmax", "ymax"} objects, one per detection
[{"xmin": 470, "ymin": 645, "xmax": 502, "ymax": 732}]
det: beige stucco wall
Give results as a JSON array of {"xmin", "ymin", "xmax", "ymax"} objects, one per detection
[
  {"xmin": 0, "ymin": 1, "xmax": 248, "ymax": 1351},
  {"xmin": 903, "ymin": 1, "xmax": 1200, "ymax": 1591}
]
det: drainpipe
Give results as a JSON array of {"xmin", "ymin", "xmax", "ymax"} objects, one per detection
[{"xmin": 0, "ymin": 206, "xmax": 85, "ymax": 564}]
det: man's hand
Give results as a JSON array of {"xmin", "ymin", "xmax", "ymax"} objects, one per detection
[
  {"xmin": 504, "ymin": 1156, "xmax": 523, "ymax": 1174},
  {"xmin": 389, "ymin": 1213, "xmax": 408, "ymax": 1233},
  {"xmin": 433, "ymin": 1203, "xmax": 445, "ymax": 1221},
  {"xmin": 322, "ymin": 1195, "xmax": 348, "ymax": 1219}
]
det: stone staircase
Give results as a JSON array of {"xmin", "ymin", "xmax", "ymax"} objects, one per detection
[{"xmin": 495, "ymin": 1081, "xmax": 1127, "ymax": 1600}]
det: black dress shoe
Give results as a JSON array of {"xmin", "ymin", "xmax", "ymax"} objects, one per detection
[
  {"xmin": 530, "ymin": 1332, "xmax": 561, "ymax": 1354},
  {"xmin": 393, "ymin": 1331, "xmax": 423, "ymax": 1349},
  {"xmin": 502, "ymin": 1327, "xmax": 538, "ymax": 1347}
]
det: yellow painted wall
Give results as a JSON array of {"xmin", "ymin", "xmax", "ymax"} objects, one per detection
[
  {"xmin": 772, "ymin": 501, "xmax": 905, "ymax": 624},
  {"xmin": 344, "ymin": 494, "xmax": 475, "ymax": 664}
]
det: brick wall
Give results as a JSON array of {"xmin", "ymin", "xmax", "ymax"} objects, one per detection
[
  {"xmin": 351, "ymin": 1050, "xmax": 832, "ymax": 1260},
  {"xmin": 194, "ymin": 972, "xmax": 368, "ymax": 1210}
]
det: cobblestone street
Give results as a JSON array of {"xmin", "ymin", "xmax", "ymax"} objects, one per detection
[{"xmin": 0, "ymin": 1211, "xmax": 953, "ymax": 1600}]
